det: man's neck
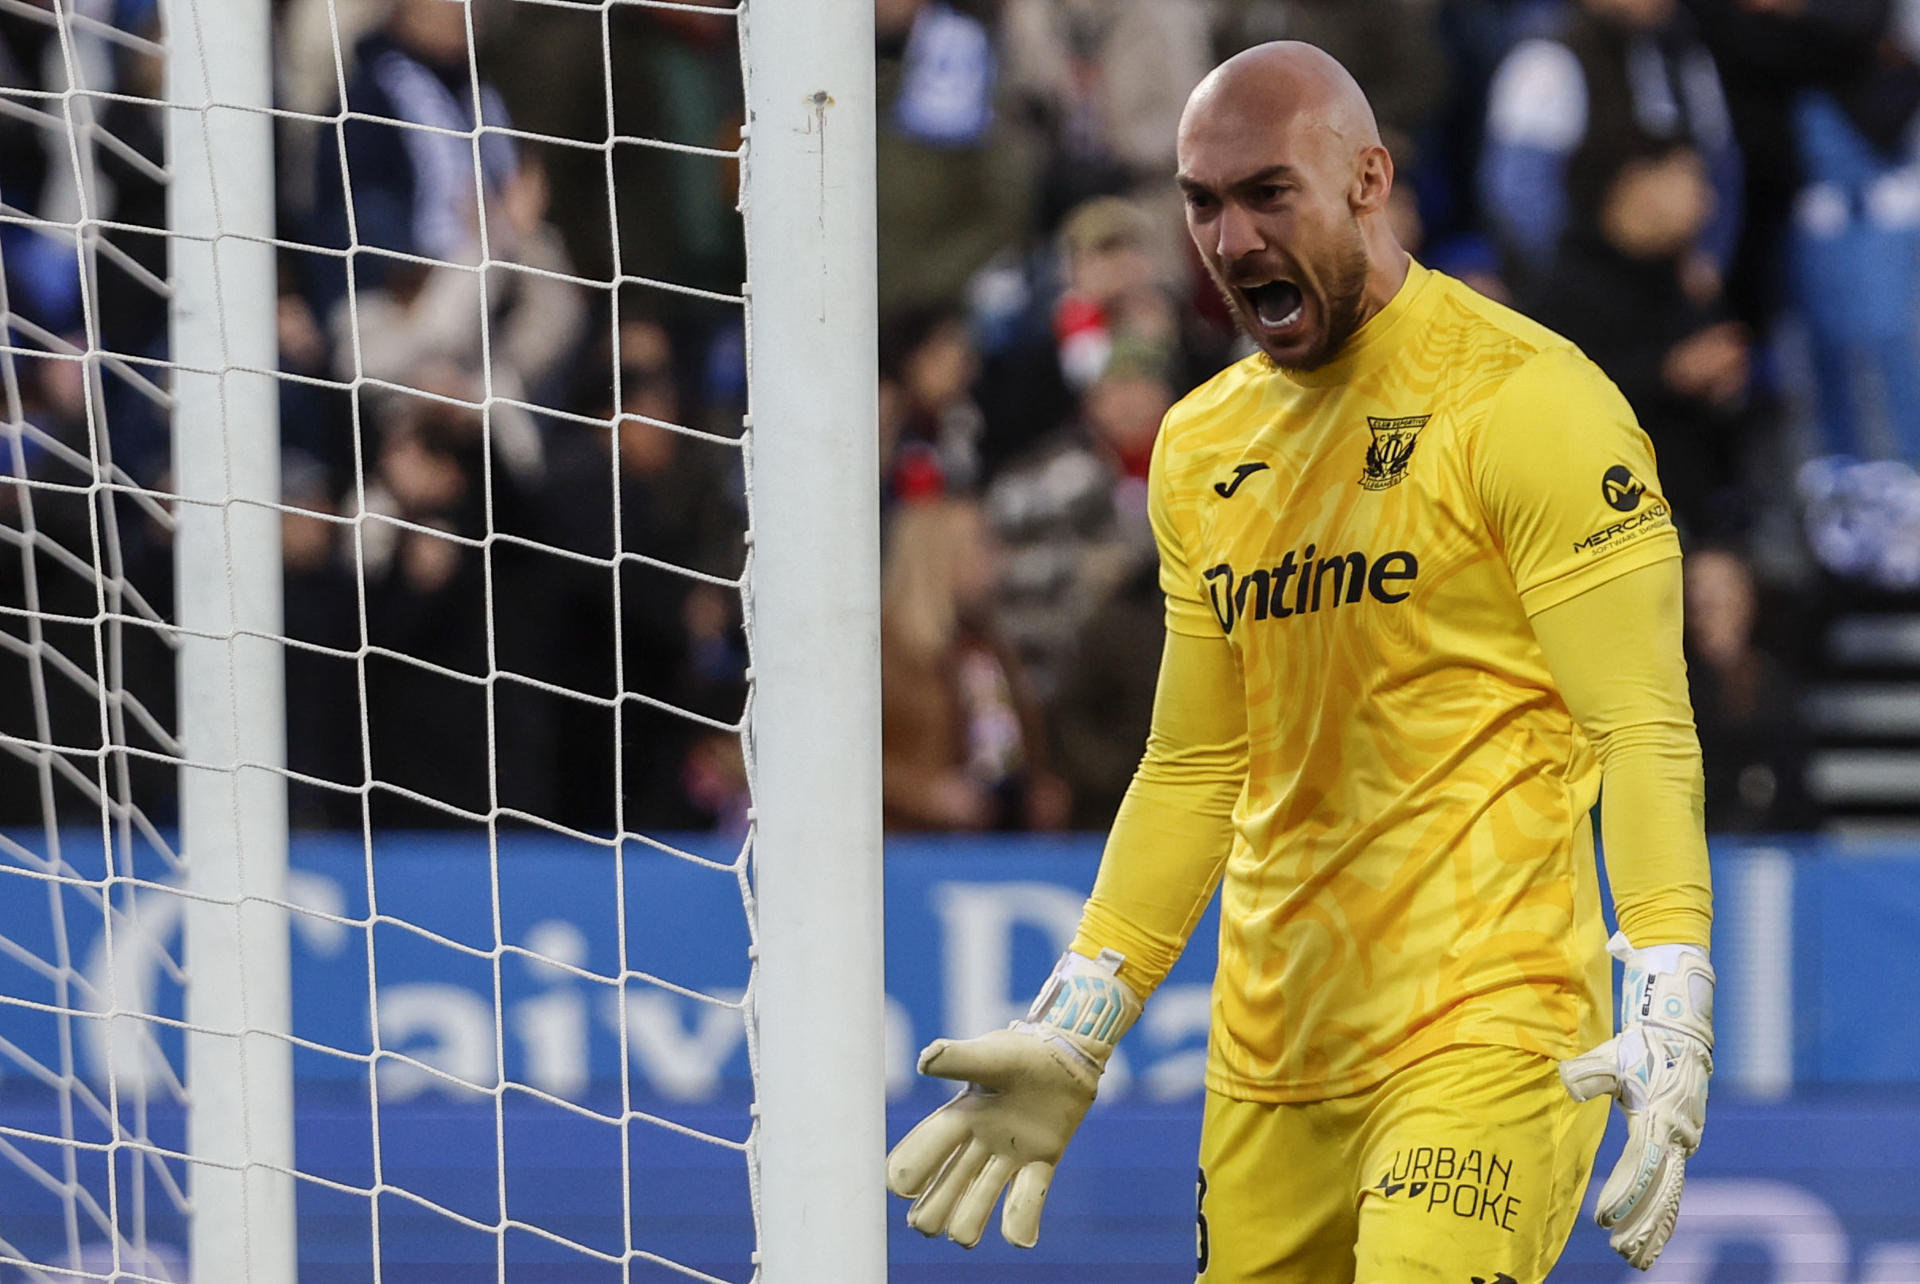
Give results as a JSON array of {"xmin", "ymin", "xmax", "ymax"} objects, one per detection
[{"xmin": 1355, "ymin": 244, "xmax": 1412, "ymax": 335}]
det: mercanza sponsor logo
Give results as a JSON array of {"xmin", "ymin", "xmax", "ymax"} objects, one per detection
[
  {"xmin": 1571, "ymin": 501, "xmax": 1671, "ymax": 554},
  {"xmin": 1603, "ymin": 464, "xmax": 1646, "ymax": 512},
  {"xmin": 1203, "ymin": 545, "xmax": 1418, "ymax": 632}
]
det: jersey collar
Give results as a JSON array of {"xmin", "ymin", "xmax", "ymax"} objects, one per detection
[{"xmin": 1279, "ymin": 257, "xmax": 1435, "ymax": 390}]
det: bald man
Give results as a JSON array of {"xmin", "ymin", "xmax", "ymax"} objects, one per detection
[{"xmin": 887, "ymin": 43, "xmax": 1715, "ymax": 1283}]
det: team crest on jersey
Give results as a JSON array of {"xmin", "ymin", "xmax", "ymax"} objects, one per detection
[{"xmin": 1359, "ymin": 414, "xmax": 1430, "ymax": 490}]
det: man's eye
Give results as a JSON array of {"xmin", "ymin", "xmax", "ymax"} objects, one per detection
[{"xmin": 1255, "ymin": 184, "xmax": 1286, "ymax": 202}]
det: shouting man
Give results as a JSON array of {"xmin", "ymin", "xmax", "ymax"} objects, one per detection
[{"xmin": 887, "ymin": 42, "xmax": 1715, "ymax": 1282}]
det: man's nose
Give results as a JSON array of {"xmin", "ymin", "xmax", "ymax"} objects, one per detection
[{"xmin": 1215, "ymin": 203, "xmax": 1264, "ymax": 263}]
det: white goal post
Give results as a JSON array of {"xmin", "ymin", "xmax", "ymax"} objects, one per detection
[
  {"xmin": 0, "ymin": 0, "xmax": 884, "ymax": 1277},
  {"xmin": 165, "ymin": 0, "xmax": 296, "ymax": 1281},
  {"xmin": 737, "ymin": 0, "xmax": 887, "ymax": 1274},
  {"xmin": 739, "ymin": 0, "xmax": 888, "ymax": 1279}
]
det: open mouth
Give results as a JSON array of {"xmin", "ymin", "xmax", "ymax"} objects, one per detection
[{"xmin": 1245, "ymin": 280, "xmax": 1304, "ymax": 334}]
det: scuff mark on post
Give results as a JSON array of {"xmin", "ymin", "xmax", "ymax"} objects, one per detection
[{"xmin": 811, "ymin": 91, "xmax": 833, "ymax": 320}]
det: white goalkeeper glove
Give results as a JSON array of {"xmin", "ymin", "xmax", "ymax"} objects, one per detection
[
  {"xmin": 885, "ymin": 947, "xmax": 1141, "ymax": 1249},
  {"xmin": 1560, "ymin": 931, "xmax": 1715, "ymax": 1271}
]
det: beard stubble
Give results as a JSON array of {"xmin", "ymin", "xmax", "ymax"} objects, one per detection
[{"xmin": 1213, "ymin": 215, "xmax": 1373, "ymax": 375}]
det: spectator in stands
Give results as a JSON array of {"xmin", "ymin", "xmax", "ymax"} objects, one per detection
[
  {"xmin": 1681, "ymin": 0, "xmax": 1891, "ymax": 338},
  {"xmin": 1787, "ymin": 2, "xmax": 1920, "ymax": 463},
  {"xmin": 485, "ymin": 0, "xmax": 742, "ymax": 306},
  {"xmin": 307, "ymin": 0, "xmax": 516, "ymax": 316},
  {"xmin": 876, "ymin": 0, "xmax": 1033, "ymax": 314},
  {"xmin": 537, "ymin": 319, "xmax": 747, "ymax": 833},
  {"xmin": 358, "ymin": 395, "xmax": 494, "ymax": 826},
  {"xmin": 974, "ymin": 193, "xmax": 1225, "ymax": 483},
  {"xmin": 274, "ymin": 0, "xmax": 386, "ymax": 223},
  {"xmin": 315, "ymin": 87, "xmax": 583, "ymax": 771},
  {"xmin": 357, "ymin": 391, "xmax": 558, "ymax": 827},
  {"xmin": 987, "ymin": 337, "xmax": 1170, "ymax": 707},
  {"xmin": 881, "ymin": 494, "xmax": 1068, "ymax": 831},
  {"xmin": 357, "ymin": 395, "xmax": 487, "ymax": 825},
  {"xmin": 880, "ymin": 307, "xmax": 986, "ymax": 502},
  {"xmin": 2, "ymin": 1, "xmax": 169, "ymax": 483},
  {"xmin": 324, "ymin": 153, "xmax": 584, "ymax": 494},
  {"xmin": 1525, "ymin": 141, "xmax": 1757, "ymax": 535},
  {"xmin": 2, "ymin": 0, "xmax": 163, "ymax": 347},
  {"xmin": 0, "ymin": 352, "xmax": 176, "ymax": 826},
  {"xmin": 1049, "ymin": 197, "xmax": 1182, "ymax": 394},
  {"xmin": 304, "ymin": 0, "xmax": 591, "ymax": 763},
  {"xmin": 1480, "ymin": 0, "xmax": 1742, "ymax": 292},
  {"xmin": 999, "ymin": 0, "xmax": 1212, "ymax": 232},
  {"xmin": 1685, "ymin": 546, "xmax": 1820, "ymax": 830}
]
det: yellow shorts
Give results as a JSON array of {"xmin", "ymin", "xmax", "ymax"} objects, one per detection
[{"xmin": 1195, "ymin": 1045, "xmax": 1609, "ymax": 1284}]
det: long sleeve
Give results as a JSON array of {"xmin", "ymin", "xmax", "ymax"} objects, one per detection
[
  {"xmin": 1068, "ymin": 627, "xmax": 1245, "ymax": 997},
  {"xmin": 1529, "ymin": 561, "xmax": 1712, "ymax": 948},
  {"xmin": 1469, "ymin": 344, "xmax": 1711, "ymax": 949}
]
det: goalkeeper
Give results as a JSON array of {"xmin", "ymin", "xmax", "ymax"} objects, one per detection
[{"xmin": 887, "ymin": 41, "xmax": 1714, "ymax": 1283}]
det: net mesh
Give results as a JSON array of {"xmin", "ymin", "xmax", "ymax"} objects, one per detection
[{"xmin": 0, "ymin": 0, "xmax": 764, "ymax": 1278}]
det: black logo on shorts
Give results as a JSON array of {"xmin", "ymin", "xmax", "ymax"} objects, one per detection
[
  {"xmin": 1214, "ymin": 462, "xmax": 1270, "ymax": 498},
  {"xmin": 1470, "ymin": 1274, "xmax": 1518, "ymax": 1284},
  {"xmin": 1602, "ymin": 465, "xmax": 1646, "ymax": 512},
  {"xmin": 1360, "ymin": 415, "xmax": 1429, "ymax": 490},
  {"xmin": 1373, "ymin": 1146, "xmax": 1522, "ymax": 1232}
]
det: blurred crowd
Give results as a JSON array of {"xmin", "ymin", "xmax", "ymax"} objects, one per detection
[{"xmin": 9, "ymin": 0, "xmax": 1920, "ymax": 835}]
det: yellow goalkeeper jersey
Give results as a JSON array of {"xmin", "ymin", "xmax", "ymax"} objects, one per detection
[{"xmin": 1154, "ymin": 260, "xmax": 1681, "ymax": 1101}]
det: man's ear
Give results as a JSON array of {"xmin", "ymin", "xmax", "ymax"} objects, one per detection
[{"xmin": 1350, "ymin": 145, "xmax": 1394, "ymax": 215}]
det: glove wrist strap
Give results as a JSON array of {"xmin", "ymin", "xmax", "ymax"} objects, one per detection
[
  {"xmin": 1610, "ymin": 931, "xmax": 1715, "ymax": 1051},
  {"xmin": 1018, "ymin": 948, "xmax": 1143, "ymax": 1050}
]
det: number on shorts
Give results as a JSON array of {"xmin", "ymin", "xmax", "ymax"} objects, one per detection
[{"xmin": 1196, "ymin": 1166, "xmax": 1210, "ymax": 1275}]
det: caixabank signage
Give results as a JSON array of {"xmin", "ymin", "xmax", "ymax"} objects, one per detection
[{"xmin": 1, "ymin": 831, "xmax": 1916, "ymax": 1279}]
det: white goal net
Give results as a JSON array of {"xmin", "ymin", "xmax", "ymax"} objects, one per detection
[{"xmin": 0, "ymin": 0, "xmax": 881, "ymax": 1280}]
